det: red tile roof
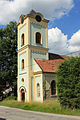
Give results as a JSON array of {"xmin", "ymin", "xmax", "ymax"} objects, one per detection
[{"xmin": 35, "ymin": 59, "xmax": 65, "ymax": 73}]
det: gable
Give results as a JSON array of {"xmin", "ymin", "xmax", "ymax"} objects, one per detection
[
  {"xmin": 35, "ymin": 58, "xmax": 65, "ymax": 73},
  {"xmin": 33, "ymin": 59, "xmax": 42, "ymax": 72}
]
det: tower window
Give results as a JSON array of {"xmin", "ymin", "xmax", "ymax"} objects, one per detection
[
  {"xmin": 36, "ymin": 32, "xmax": 41, "ymax": 44},
  {"xmin": 21, "ymin": 33, "xmax": 25, "ymax": 46},
  {"xmin": 22, "ymin": 59, "xmax": 24, "ymax": 69},
  {"xmin": 51, "ymin": 80, "xmax": 56, "ymax": 95},
  {"xmin": 21, "ymin": 78, "xmax": 24, "ymax": 84},
  {"xmin": 35, "ymin": 15, "xmax": 41, "ymax": 22},
  {"xmin": 37, "ymin": 83, "xmax": 40, "ymax": 97}
]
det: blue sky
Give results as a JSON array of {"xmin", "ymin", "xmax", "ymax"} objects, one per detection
[
  {"xmin": 0, "ymin": 0, "xmax": 80, "ymax": 55},
  {"xmin": 49, "ymin": 0, "xmax": 80, "ymax": 39}
]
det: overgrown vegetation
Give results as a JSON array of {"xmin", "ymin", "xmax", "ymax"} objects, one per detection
[
  {"xmin": 57, "ymin": 56, "xmax": 80, "ymax": 109},
  {"xmin": 0, "ymin": 21, "xmax": 17, "ymax": 96},
  {"xmin": 0, "ymin": 99, "xmax": 80, "ymax": 116}
]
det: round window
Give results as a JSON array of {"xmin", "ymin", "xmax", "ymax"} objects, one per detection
[{"xmin": 35, "ymin": 15, "xmax": 41, "ymax": 22}]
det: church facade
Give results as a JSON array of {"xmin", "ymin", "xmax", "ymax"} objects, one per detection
[{"xmin": 17, "ymin": 10, "xmax": 66, "ymax": 103}]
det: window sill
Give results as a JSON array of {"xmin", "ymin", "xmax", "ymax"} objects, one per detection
[
  {"xmin": 21, "ymin": 44, "xmax": 24, "ymax": 47},
  {"xmin": 36, "ymin": 43, "xmax": 42, "ymax": 45},
  {"xmin": 50, "ymin": 95, "xmax": 57, "ymax": 97}
]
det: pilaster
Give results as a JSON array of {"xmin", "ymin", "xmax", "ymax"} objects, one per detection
[
  {"xmin": 27, "ymin": 18, "xmax": 30, "ymax": 45},
  {"xmin": 26, "ymin": 46, "xmax": 31, "ymax": 102}
]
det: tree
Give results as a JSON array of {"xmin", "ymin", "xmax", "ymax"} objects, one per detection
[
  {"xmin": 57, "ymin": 57, "xmax": 80, "ymax": 109},
  {"xmin": 0, "ymin": 21, "xmax": 17, "ymax": 96}
]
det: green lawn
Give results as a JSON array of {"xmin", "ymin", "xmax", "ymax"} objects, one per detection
[{"xmin": 0, "ymin": 97, "xmax": 80, "ymax": 116}]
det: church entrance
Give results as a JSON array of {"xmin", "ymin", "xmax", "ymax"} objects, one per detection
[{"xmin": 21, "ymin": 89, "xmax": 25, "ymax": 102}]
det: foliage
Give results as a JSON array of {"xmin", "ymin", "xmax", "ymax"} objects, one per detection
[
  {"xmin": 5, "ymin": 96, "xmax": 17, "ymax": 100},
  {"xmin": 57, "ymin": 57, "xmax": 80, "ymax": 109},
  {"xmin": 0, "ymin": 21, "xmax": 17, "ymax": 96}
]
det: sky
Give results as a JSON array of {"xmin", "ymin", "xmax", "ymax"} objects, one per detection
[{"xmin": 0, "ymin": 0, "xmax": 80, "ymax": 55}]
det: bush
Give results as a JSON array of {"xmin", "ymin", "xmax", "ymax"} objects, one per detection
[
  {"xmin": 6, "ymin": 96, "xmax": 17, "ymax": 100},
  {"xmin": 57, "ymin": 56, "xmax": 80, "ymax": 109}
]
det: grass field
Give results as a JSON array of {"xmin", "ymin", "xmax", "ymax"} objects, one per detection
[{"xmin": 0, "ymin": 97, "xmax": 80, "ymax": 116}]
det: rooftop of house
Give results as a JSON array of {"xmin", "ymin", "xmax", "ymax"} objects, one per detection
[{"xmin": 35, "ymin": 53, "xmax": 68, "ymax": 73}]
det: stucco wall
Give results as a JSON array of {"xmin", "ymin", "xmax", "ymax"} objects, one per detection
[
  {"xmin": 30, "ymin": 23, "xmax": 46, "ymax": 48},
  {"xmin": 19, "ymin": 24, "xmax": 27, "ymax": 49},
  {"xmin": 19, "ymin": 52, "xmax": 27, "ymax": 74},
  {"xmin": 43, "ymin": 73, "xmax": 57, "ymax": 100},
  {"xmin": 31, "ymin": 77, "xmax": 33, "ymax": 101},
  {"xmin": 33, "ymin": 59, "xmax": 42, "ymax": 72},
  {"xmin": 35, "ymin": 75, "xmax": 43, "ymax": 102},
  {"xmin": 31, "ymin": 50, "xmax": 46, "ymax": 70},
  {"xmin": 18, "ymin": 51, "xmax": 27, "ymax": 101}
]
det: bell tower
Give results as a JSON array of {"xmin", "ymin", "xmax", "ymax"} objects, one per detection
[{"xmin": 17, "ymin": 10, "xmax": 49, "ymax": 102}]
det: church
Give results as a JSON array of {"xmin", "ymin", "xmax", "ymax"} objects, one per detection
[{"xmin": 17, "ymin": 10, "xmax": 66, "ymax": 103}]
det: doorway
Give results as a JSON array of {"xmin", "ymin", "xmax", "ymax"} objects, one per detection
[{"xmin": 21, "ymin": 89, "xmax": 25, "ymax": 102}]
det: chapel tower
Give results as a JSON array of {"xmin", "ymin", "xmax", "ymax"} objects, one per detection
[{"xmin": 17, "ymin": 10, "xmax": 49, "ymax": 102}]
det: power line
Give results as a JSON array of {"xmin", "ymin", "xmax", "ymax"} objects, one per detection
[{"xmin": 64, "ymin": 50, "xmax": 80, "ymax": 56}]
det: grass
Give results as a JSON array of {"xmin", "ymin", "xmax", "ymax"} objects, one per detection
[{"xmin": 0, "ymin": 97, "xmax": 80, "ymax": 116}]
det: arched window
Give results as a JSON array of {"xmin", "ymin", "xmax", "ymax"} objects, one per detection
[
  {"xmin": 51, "ymin": 80, "xmax": 56, "ymax": 95},
  {"xmin": 21, "ymin": 78, "xmax": 24, "ymax": 84},
  {"xmin": 21, "ymin": 33, "xmax": 24, "ymax": 46},
  {"xmin": 22, "ymin": 59, "xmax": 24, "ymax": 69},
  {"xmin": 37, "ymin": 83, "xmax": 40, "ymax": 97},
  {"xmin": 36, "ymin": 32, "xmax": 41, "ymax": 44}
]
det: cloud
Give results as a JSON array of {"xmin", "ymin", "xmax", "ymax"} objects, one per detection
[
  {"xmin": 0, "ymin": 0, "xmax": 74, "ymax": 24},
  {"xmin": 48, "ymin": 28, "xmax": 80, "ymax": 55},
  {"xmin": 68, "ymin": 30, "xmax": 80, "ymax": 52},
  {"xmin": 48, "ymin": 27, "xmax": 68, "ymax": 55}
]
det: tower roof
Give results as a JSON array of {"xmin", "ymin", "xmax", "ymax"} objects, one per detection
[
  {"xmin": 29, "ymin": 10, "xmax": 36, "ymax": 16},
  {"xmin": 17, "ymin": 10, "xmax": 49, "ymax": 26}
]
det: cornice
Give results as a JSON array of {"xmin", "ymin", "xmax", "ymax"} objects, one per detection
[
  {"xmin": 30, "ymin": 45, "xmax": 48, "ymax": 52},
  {"xmin": 17, "ymin": 14, "xmax": 49, "ymax": 27},
  {"xmin": 17, "ymin": 45, "xmax": 48, "ymax": 53},
  {"xmin": 33, "ymin": 71, "xmax": 42, "ymax": 75}
]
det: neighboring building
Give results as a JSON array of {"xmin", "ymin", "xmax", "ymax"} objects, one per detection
[{"xmin": 17, "ymin": 10, "xmax": 66, "ymax": 103}]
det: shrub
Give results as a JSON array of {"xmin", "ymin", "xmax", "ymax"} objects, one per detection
[
  {"xmin": 57, "ymin": 56, "xmax": 80, "ymax": 109},
  {"xmin": 6, "ymin": 96, "xmax": 17, "ymax": 100}
]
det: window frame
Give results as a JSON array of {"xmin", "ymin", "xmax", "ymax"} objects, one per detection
[
  {"xmin": 50, "ymin": 80, "xmax": 56, "ymax": 96},
  {"xmin": 35, "ymin": 32, "xmax": 42, "ymax": 45}
]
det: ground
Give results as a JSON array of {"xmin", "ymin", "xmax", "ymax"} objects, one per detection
[
  {"xmin": 0, "ymin": 106, "xmax": 80, "ymax": 120},
  {"xmin": 1, "ymin": 99, "xmax": 80, "ymax": 116}
]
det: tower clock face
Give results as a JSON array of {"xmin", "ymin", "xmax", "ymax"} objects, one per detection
[{"xmin": 35, "ymin": 15, "xmax": 41, "ymax": 22}]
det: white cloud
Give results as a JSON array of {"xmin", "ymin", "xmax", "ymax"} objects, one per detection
[
  {"xmin": 48, "ymin": 28, "xmax": 80, "ymax": 55},
  {"xmin": 68, "ymin": 30, "xmax": 80, "ymax": 52},
  {"xmin": 0, "ymin": 0, "xmax": 74, "ymax": 24},
  {"xmin": 48, "ymin": 27, "xmax": 68, "ymax": 55}
]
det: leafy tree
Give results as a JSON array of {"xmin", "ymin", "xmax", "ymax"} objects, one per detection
[
  {"xmin": 57, "ymin": 57, "xmax": 80, "ymax": 109},
  {"xmin": 0, "ymin": 21, "xmax": 17, "ymax": 96}
]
